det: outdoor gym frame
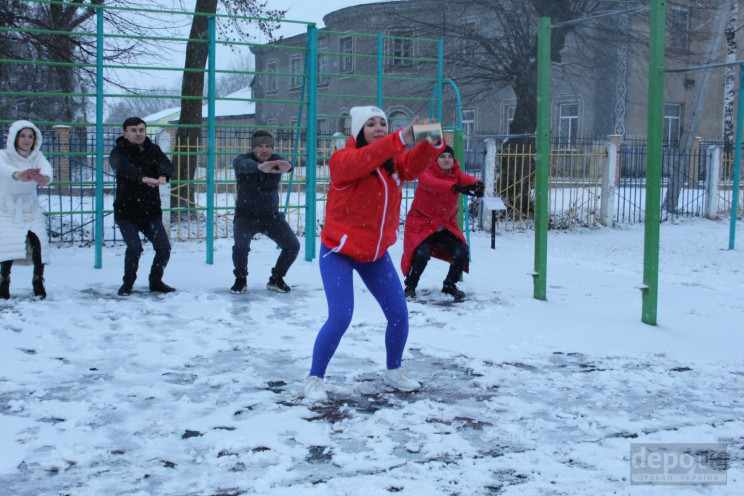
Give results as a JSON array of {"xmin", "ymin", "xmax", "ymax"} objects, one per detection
[{"xmin": 536, "ymin": 0, "xmax": 669, "ymax": 325}]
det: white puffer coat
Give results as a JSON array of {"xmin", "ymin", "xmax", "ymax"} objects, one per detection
[{"xmin": 0, "ymin": 120, "xmax": 53, "ymax": 265}]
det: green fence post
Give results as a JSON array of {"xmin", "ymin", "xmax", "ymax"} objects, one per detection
[
  {"xmin": 641, "ymin": 0, "xmax": 666, "ymax": 325},
  {"xmin": 305, "ymin": 25, "xmax": 318, "ymax": 260},
  {"xmin": 436, "ymin": 38, "xmax": 443, "ymax": 123},
  {"xmin": 205, "ymin": 15, "xmax": 216, "ymax": 265},
  {"xmin": 377, "ymin": 33, "xmax": 383, "ymax": 108},
  {"xmin": 533, "ymin": 17, "xmax": 551, "ymax": 301},
  {"xmin": 453, "ymin": 128, "xmax": 468, "ymax": 247},
  {"xmin": 729, "ymin": 64, "xmax": 744, "ymax": 250},
  {"xmin": 94, "ymin": 5, "xmax": 104, "ymax": 269}
]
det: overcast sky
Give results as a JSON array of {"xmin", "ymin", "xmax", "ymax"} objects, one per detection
[{"xmin": 272, "ymin": 0, "xmax": 385, "ymax": 36}]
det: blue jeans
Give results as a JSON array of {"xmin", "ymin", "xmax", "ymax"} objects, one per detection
[
  {"xmin": 117, "ymin": 217, "xmax": 171, "ymax": 285},
  {"xmin": 310, "ymin": 244, "xmax": 409, "ymax": 378}
]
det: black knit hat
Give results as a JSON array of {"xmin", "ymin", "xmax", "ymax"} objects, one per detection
[
  {"xmin": 251, "ymin": 130, "xmax": 274, "ymax": 148},
  {"xmin": 439, "ymin": 145, "xmax": 454, "ymax": 157}
]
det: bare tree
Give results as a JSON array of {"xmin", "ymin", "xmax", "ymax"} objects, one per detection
[
  {"xmin": 1, "ymin": 0, "xmax": 189, "ymax": 123},
  {"xmin": 172, "ymin": 0, "xmax": 284, "ymax": 218}
]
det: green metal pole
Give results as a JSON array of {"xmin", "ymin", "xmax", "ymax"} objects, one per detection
[
  {"xmin": 533, "ymin": 17, "xmax": 551, "ymax": 301},
  {"xmin": 436, "ymin": 38, "xmax": 443, "ymax": 123},
  {"xmin": 642, "ymin": 0, "xmax": 666, "ymax": 325},
  {"xmin": 729, "ymin": 64, "xmax": 744, "ymax": 250},
  {"xmin": 94, "ymin": 6, "xmax": 104, "ymax": 269},
  {"xmin": 205, "ymin": 15, "xmax": 216, "ymax": 264},
  {"xmin": 306, "ymin": 25, "xmax": 318, "ymax": 260},
  {"xmin": 377, "ymin": 33, "xmax": 383, "ymax": 108}
]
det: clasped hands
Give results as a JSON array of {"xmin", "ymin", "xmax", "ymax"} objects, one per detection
[
  {"xmin": 13, "ymin": 168, "xmax": 50, "ymax": 187},
  {"xmin": 142, "ymin": 176, "xmax": 168, "ymax": 187},
  {"xmin": 258, "ymin": 160, "xmax": 292, "ymax": 174}
]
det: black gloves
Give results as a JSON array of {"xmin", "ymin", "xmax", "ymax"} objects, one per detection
[
  {"xmin": 452, "ymin": 181, "xmax": 485, "ymax": 197},
  {"xmin": 472, "ymin": 181, "xmax": 485, "ymax": 198}
]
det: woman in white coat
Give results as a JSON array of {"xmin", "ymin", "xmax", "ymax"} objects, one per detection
[{"xmin": 0, "ymin": 120, "xmax": 53, "ymax": 299}]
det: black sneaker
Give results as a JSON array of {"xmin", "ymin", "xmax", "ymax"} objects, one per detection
[
  {"xmin": 231, "ymin": 277, "xmax": 247, "ymax": 294},
  {"xmin": 32, "ymin": 275, "xmax": 46, "ymax": 299},
  {"xmin": 118, "ymin": 282, "xmax": 133, "ymax": 296},
  {"xmin": 149, "ymin": 281, "xmax": 176, "ymax": 293},
  {"xmin": 404, "ymin": 286, "xmax": 416, "ymax": 299},
  {"xmin": 442, "ymin": 283, "xmax": 465, "ymax": 302},
  {"xmin": 0, "ymin": 275, "xmax": 9, "ymax": 300},
  {"xmin": 266, "ymin": 275, "xmax": 290, "ymax": 293}
]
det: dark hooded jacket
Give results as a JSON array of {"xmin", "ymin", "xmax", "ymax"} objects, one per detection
[
  {"xmin": 109, "ymin": 136, "xmax": 172, "ymax": 221},
  {"xmin": 233, "ymin": 151, "xmax": 291, "ymax": 218}
]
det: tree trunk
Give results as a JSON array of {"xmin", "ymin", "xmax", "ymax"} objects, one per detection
[
  {"xmin": 500, "ymin": 63, "xmax": 538, "ymax": 217},
  {"xmin": 172, "ymin": 0, "xmax": 218, "ymax": 221}
]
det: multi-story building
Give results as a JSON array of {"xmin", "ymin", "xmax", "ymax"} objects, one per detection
[{"xmin": 251, "ymin": 0, "xmax": 743, "ymax": 149}]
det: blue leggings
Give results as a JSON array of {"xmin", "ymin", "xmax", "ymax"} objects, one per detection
[{"xmin": 309, "ymin": 244, "xmax": 409, "ymax": 378}]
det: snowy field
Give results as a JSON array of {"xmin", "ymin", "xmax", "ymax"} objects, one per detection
[{"xmin": 0, "ymin": 219, "xmax": 742, "ymax": 495}]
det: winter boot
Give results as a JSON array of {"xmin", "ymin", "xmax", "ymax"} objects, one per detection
[
  {"xmin": 118, "ymin": 282, "xmax": 134, "ymax": 296},
  {"xmin": 149, "ymin": 280, "xmax": 176, "ymax": 293},
  {"xmin": 32, "ymin": 274, "xmax": 46, "ymax": 299},
  {"xmin": 0, "ymin": 275, "xmax": 9, "ymax": 300},
  {"xmin": 441, "ymin": 281, "xmax": 465, "ymax": 302},
  {"xmin": 403, "ymin": 283, "xmax": 416, "ymax": 299},
  {"xmin": 231, "ymin": 276, "xmax": 247, "ymax": 294},
  {"xmin": 267, "ymin": 268, "xmax": 290, "ymax": 293}
]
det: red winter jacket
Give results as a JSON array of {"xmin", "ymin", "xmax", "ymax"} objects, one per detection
[
  {"xmin": 321, "ymin": 131, "xmax": 444, "ymax": 263},
  {"xmin": 400, "ymin": 158, "xmax": 480, "ymax": 276}
]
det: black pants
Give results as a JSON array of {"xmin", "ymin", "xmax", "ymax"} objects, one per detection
[
  {"xmin": 117, "ymin": 217, "xmax": 171, "ymax": 285},
  {"xmin": 405, "ymin": 230, "xmax": 469, "ymax": 288},
  {"xmin": 1, "ymin": 231, "xmax": 44, "ymax": 278},
  {"xmin": 232, "ymin": 212, "xmax": 300, "ymax": 279}
]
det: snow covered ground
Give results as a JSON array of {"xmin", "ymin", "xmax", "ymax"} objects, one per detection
[{"xmin": 0, "ymin": 218, "xmax": 742, "ymax": 495}]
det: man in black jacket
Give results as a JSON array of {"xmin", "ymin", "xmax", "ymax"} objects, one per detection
[
  {"xmin": 231, "ymin": 130, "xmax": 299, "ymax": 294},
  {"xmin": 110, "ymin": 117, "xmax": 175, "ymax": 296}
]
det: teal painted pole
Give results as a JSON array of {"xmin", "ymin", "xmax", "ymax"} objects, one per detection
[
  {"xmin": 729, "ymin": 64, "xmax": 744, "ymax": 250},
  {"xmin": 94, "ymin": 6, "xmax": 104, "ymax": 269},
  {"xmin": 306, "ymin": 25, "xmax": 318, "ymax": 260},
  {"xmin": 377, "ymin": 33, "xmax": 383, "ymax": 107},
  {"xmin": 206, "ymin": 15, "xmax": 216, "ymax": 264},
  {"xmin": 533, "ymin": 17, "xmax": 551, "ymax": 301},
  {"xmin": 642, "ymin": 0, "xmax": 666, "ymax": 325},
  {"xmin": 436, "ymin": 38, "xmax": 443, "ymax": 122},
  {"xmin": 430, "ymin": 78, "xmax": 462, "ymax": 128}
]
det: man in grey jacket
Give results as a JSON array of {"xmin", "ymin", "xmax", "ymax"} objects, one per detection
[{"xmin": 231, "ymin": 130, "xmax": 300, "ymax": 294}]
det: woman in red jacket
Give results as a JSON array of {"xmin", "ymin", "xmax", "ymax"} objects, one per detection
[
  {"xmin": 401, "ymin": 145, "xmax": 484, "ymax": 302},
  {"xmin": 304, "ymin": 106, "xmax": 444, "ymax": 402}
]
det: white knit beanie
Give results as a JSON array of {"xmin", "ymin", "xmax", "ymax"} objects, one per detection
[{"xmin": 349, "ymin": 106, "xmax": 387, "ymax": 141}]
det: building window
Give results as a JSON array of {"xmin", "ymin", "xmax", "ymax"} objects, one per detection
[
  {"xmin": 388, "ymin": 30, "xmax": 413, "ymax": 67},
  {"xmin": 318, "ymin": 54, "xmax": 329, "ymax": 86},
  {"xmin": 558, "ymin": 102, "xmax": 579, "ymax": 148},
  {"xmin": 317, "ymin": 118, "xmax": 328, "ymax": 137},
  {"xmin": 267, "ymin": 60, "xmax": 278, "ymax": 93},
  {"xmin": 668, "ymin": 6, "xmax": 690, "ymax": 52},
  {"xmin": 505, "ymin": 105, "xmax": 516, "ymax": 134},
  {"xmin": 290, "ymin": 57, "xmax": 303, "ymax": 90},
  {"xmin": 459, "ymin": 21, "xmax": 478, "ymax": 60},
  {"xmin": 387, "ymin": 111, "xmax": 410, "ymax": 133},
  {"xmin": 340, "ymin": 35, "xmax": 354, "ymax": 74},
  {"xmin": 339, "ymin": 112, "xmax": 351, "ymax": 136},
  {"xmin": 462, "ymin": 108, "xmax": 475, "ymax": 137},
  {"xmin": 663, "ymin": 103, "xmax": 682, "ymax": 146}
]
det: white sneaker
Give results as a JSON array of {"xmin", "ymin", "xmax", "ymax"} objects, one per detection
[
  {"xmin": 303, "ymin": 375, "xmax": 327, "ymax": 402},
  {"xmin": 383, "ymin": 367, "xmax": 421, "ymax": 392}
]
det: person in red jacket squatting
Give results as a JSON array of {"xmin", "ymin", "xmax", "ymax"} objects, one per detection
[
  {"xmin": 400, "ymin": 145, "xmax": 484, "ymax": 302},
  {"xmin": 304, "ymin": 106, "xmax": 445, "ymax": 402}
]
